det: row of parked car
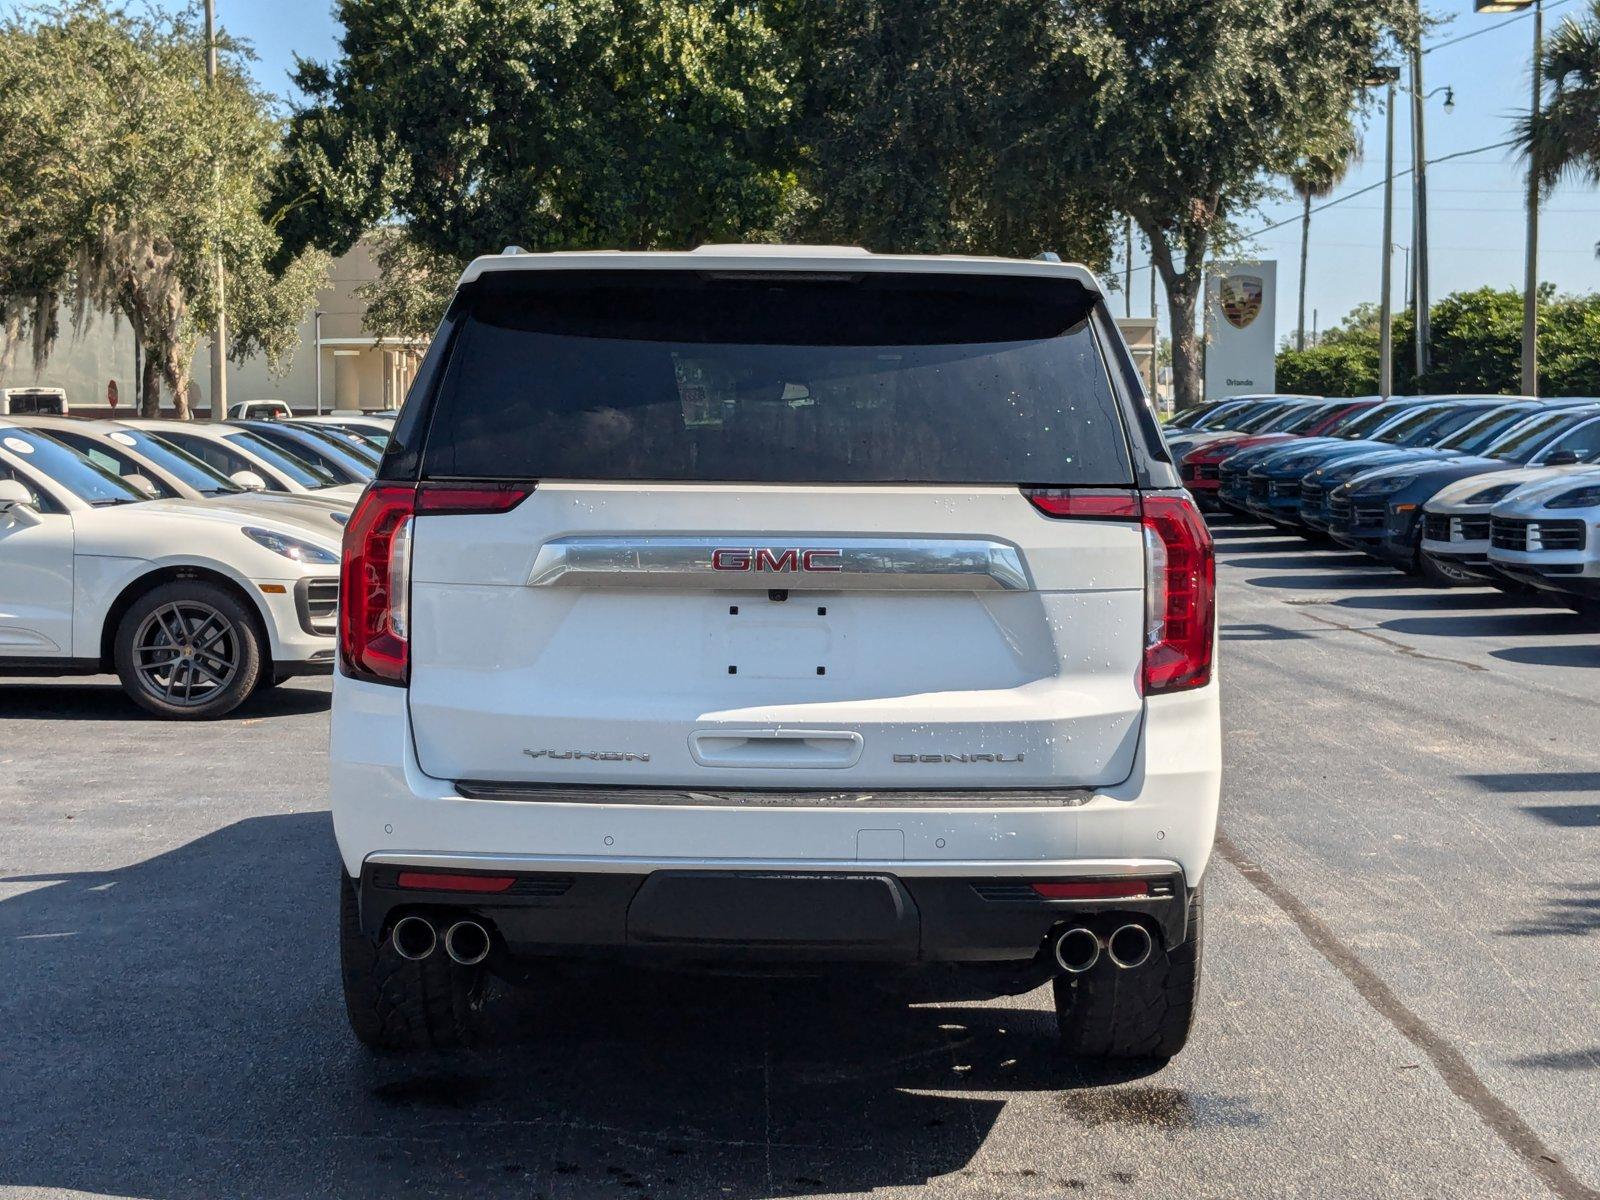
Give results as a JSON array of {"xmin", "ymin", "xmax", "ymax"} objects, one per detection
[
  {"xmin": 0, "ymin": 412, "xmax": 393, "ymax": 718},
  {"xmin": 1166, "ymin": 392, "xmax": 1600, "ymax": 609}
]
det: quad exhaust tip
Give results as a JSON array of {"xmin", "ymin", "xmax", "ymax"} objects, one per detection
[
  {"xmin": 444, "ymin": 919, "xmax": 492, "ymax": 966},
  {"xmin": 1053, "ymin": 926, "xmax": 1101, "ymax": 974},
  {"xmin": 1053, "ymin": 922, "xmax": 1155, "ymax": 974},
  {"xmin": 1106, "ymin": 922, "xmax": 1154, "ymax": 970},
  {"xmin": 391, "ymin": 914, "xmax": 437, "ymax": 961}
]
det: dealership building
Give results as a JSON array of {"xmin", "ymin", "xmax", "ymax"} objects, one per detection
[{"xmin": 0, "ymin": 241, "xmax": 426, "ymax": 417}]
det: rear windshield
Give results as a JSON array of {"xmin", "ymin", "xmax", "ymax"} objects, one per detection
[{"xmin": 421, "ymin": 271, "xmax": 1134, "ymax": 485}]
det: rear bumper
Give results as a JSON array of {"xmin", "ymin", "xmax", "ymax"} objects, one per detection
[
  {"xmin": 331, "ymin": 674, "xmax": 1221, "ymax": 963},
  {"xmin": 355, "ymin": 860, "xmax": 1193, "ymax": 965}
]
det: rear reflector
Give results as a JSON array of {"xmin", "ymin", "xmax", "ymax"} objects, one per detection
[
  {"xmin": 1023, "ymin": 488, "xmax": 1140, "ymax": 520},
  {"xmin": 1032, "ymin": 881, "xmax": 1151, "ymax": 900},
  {"xmin": 396, "ymin": 871, "xmax": 517, "ymax": 893},
  {"xmin": 416, "ymin": 482, "xmax": 534, "ymax": 514}
]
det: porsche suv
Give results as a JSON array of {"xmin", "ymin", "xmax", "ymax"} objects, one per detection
[{"xmin": 330, "ymin": 247, "xmax": 1220, "ymax": 1060}]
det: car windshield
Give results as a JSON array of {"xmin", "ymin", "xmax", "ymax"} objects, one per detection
[
  {"xmin": 1370, "ymin": 404, "xmax": 1452, "ymax": 444},
  {"xmin": 1483, "ymin": 410, "xmax": 1599, "ymax": 463},
  {"xmin": 218, "ymin": 431, "xmax": 339, "ymax": 487},
  {"xmin": 106, "ymin": 428, "xmax": 243, "ymax": 496},
  {"xmin": 1262, "ymin": 402, "xmax": 1339, "ymax": 434},
  {"xmin": 1337, "ymin": 404, "xmax": 1410, "ymax": 439},
  {"xmin": 285, "ymin": 425, "xmax": 382, "ymax": 471},
  {"xmin": 1230, "ymin": 403, "xmax": 1296, "ymax": 433},
  {"xmin": 1191, "ymin": 402, "xmax": 1251, "ymax": 430},
  {"xmin": 0, "ymin": 428, "xmax": 146, "ymax": 505},
  {"xmin": 1318, "ymin": 404, "xmax": 1372, "ymax": 435},
  {"xmin": 1433, "ymin": 406, "xmax": 1534, "ymax": 455}
]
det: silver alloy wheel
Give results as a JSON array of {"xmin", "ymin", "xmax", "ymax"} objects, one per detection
[{"xmin": 131, "ymin": 601, "xmax": 240, "ymax": 707}]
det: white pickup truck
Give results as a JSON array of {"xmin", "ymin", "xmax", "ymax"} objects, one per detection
[{"xmin": 330, "ymin": 246, "xmax": 1220, "ymax": 1061}]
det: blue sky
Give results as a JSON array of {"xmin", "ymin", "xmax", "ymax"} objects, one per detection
[{"xmin": 21, "ymin": 0, "xmax": 1600, "ymax": 346}]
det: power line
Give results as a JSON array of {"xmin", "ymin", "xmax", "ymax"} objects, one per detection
[
  {"xmin": 1121, "ymin": 137, "xmax": 1521, "ymax": 280},
  {"xmin": 1422, "ymin": 0, "xmax": 1572, "ymax": 56}
]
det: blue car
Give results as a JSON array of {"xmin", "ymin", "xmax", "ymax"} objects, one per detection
[
  {"xmin": 1230, "ymin": 398, "xmax": 1504, "ymax": 529},
  {"xmin": 1325, "ymin": 403, "xmax": 1600, "ymax": 579}
]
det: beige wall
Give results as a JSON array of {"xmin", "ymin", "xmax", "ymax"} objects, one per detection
[{"xmin": 0, "ymin": 239, "xmax": 425, "ymax": 416}]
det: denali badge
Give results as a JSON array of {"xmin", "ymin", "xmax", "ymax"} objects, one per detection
[
  {"xmin": 711, "ymin": 547, "xmax": 843, "ymax": 573},
  {"xmin": 894, "ymin": 753, "xmax": 1025, "ymax": 764},
  {"xmin": 524, "ymin": 749, "xmax": 650, "ymax": 762}
]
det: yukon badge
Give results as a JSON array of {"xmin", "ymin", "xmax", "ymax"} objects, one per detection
[
  {"xmin": 524, "ymin": 749, "xmax": 650, "ymax": 762},
  {"xmin": 894, "ymin": 753, "xmax": 1025, "ymax": 764}
]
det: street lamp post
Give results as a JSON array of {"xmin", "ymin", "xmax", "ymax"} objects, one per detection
[
  {"xmin": 1474, "ymin": 0, "xmax": 1543, "ymax": 396},
  {"xmin": 1408, "ymin": 46, "xmax": 1455, "ymax": 379},
  {"xmin": 1367, "ymin": 65, "xmax": 1402, "ymax": 400}
]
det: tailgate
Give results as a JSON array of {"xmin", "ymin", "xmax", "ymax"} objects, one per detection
[{"xmin": 407, "ymin": 483, "xmax": 1145, "ymax": 789}]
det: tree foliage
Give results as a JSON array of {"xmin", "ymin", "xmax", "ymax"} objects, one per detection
[
  {"xmin": 1275, "ymin": 286, "xmax": 1600, "ymax": 397},
  {"xmin": 0, "ymin": 2, "xmax": 328, "ymax": 416},
  {"xmin": 776, "ymin": 0, "xmax": 1113, "ymax": 262},
  {"xmin": 1525, "ymin": 0, "xmax": 1600, "ymax": 199},
  {"xmin": 1018, "ymin": 0, "xmax": 1412, "ymax": 408},
  {"xmin": 277, "ymin": 0, "xmax": 802, "ymax": 272}
]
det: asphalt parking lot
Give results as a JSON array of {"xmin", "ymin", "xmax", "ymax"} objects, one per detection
[{"xmin": 2, "ymin": 518, "xmax": 1597, "ymax": 1200}]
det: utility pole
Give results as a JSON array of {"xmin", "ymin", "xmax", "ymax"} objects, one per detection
[
  {"xmin": 1410, "ymin": 43, "xmax": 1431, "ymax": 379},
  {"xmin": 1523, "ymin": 0, "xmax": 1543, "ymax": 396},
  {"xmin": 205, "ymin": 0, "xmax": 228, "ymax": 422},
  {"xmin": 1123, "ymin": 215, "xmax": 1132, "ymax": 317},
  {"xmin": 1376, "ymin": 70, "xmax": 1399, "ymax": 400}
]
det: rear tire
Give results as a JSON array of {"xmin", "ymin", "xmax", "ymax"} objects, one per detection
[
  {"xmin": 339, "ymin": 873, "xmax": 489, "ymax": 1052},
  {"xmin": 1053, "ymin": 886, "xmax": 1203, "ymax": 1062}
]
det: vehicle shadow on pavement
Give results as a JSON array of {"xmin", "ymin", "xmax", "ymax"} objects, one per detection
[
  {"xmin": 1491, "ymin": 643, "xmax": 1600, "ymax": 669},
  {"xmin": 1380, "ymin": 611, "xmax": 1600, "ymax": 639},
  {"xmin": 0, "ymin": 813, "xmax": 1165, "ymax": 1200},
  {"xmin": 0, "ymin": 678, "xmax": 331, "ymax": 721}
]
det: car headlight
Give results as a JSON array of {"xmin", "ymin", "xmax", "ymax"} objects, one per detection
[
  {"xmin": 1544, "ymin": 484, "xmax": 1600, "ymax": 510},
  {"xmin": 242, "ymin": 526, "xmax": 340, "ymax": 565},
  {"xmin": 1465, "ymin": 483, "xmax": 1516, "ymax": 506},
  {"xmin": 1356, "ymin": 474, "xmax": 1416, "ymax": 497}
]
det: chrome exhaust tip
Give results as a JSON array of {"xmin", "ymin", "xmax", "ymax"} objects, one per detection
[
  {"xmin": 1053, "ymin": 926, "xmax": 1101, "ymax": 974},
  {"xmin": 1106, "ymin": 922, "xmax": 1154, "ymax": 970},
  {"xmin": 391, "ymin": 915, "xmax": 437, "ymax": 961},
  {"xmin": 443, "ymin": 919, "xmax": 492, "ymax": 966}
]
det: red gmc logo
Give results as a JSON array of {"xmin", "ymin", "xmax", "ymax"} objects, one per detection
[{"xmin": 711, "ymin": 547, "xmax": 843, "ymax": 573}]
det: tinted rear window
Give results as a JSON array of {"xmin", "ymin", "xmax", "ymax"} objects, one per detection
[{"xmin": 421, "ymin": 271, "xmax": 1133, "ymax": 485}]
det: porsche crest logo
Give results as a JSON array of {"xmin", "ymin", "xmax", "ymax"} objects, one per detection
[{"xmin": 1220, "ymin": 275, "xmax": 1264, "ymax": 329}]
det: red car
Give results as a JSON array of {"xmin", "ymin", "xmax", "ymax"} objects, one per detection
[{"xmin": 1180, "ymin": 399, "xmax": 1377, "ymax": 511}]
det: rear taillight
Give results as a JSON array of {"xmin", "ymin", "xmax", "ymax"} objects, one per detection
[
  {"xmin": 339, "ymin": 481, "xmax": 535, "ymax": 686},
  {"xmin": 1141, "ymin": 494, "xmax": 1215, "ymax": 695},
  {"xmin": 339, "ymin": 485, "xmax": 416, "ymax": 685},
  {"xmin": 1024, "ymin": 487, "xmax": 1214, "ymax": 693}
]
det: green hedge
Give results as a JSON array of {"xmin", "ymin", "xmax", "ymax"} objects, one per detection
[{"xmin": 1276, "ymin": 287, "xmax": 1600, "ymax": 396}]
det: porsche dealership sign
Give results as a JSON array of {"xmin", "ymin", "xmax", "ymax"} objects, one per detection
[{"xmin": 1204, "ymin": 261, "xmax": 1277, "ymax": 400}]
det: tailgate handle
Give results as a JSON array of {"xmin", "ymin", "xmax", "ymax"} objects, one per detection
[{"xmin": 689, "ymin": 728, "xmax": 864, "ymax": 770}]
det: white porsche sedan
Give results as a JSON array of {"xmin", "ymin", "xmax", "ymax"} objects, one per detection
[{"xmin": 0, "ymin": 423, "xmax": 343, "ymax": 718}]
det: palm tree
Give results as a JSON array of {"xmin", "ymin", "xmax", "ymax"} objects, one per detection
[
  {"xmin": 1289, "ymin": 126, "xmax": 1361, "ymax": 351},
  {"xmin": 1523, "ymin": 0, "xmax": 1600, "ymax": 201}
]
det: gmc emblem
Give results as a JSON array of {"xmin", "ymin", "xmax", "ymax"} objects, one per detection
[{"xmin": 711, "ymin": 547, "xmax": 843, "ymax": 573}]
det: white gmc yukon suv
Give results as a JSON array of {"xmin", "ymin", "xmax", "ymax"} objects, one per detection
[{"xmin": 331, "ymin": 246, "xmax": 1220, "ymax": 1060}]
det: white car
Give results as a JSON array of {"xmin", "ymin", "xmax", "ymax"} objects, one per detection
[
  {"xmin": 0, "ymin": 422, "xmax": 342, "ymax": 717},
  {"xmin": 330, "ymin": 246, "xmax": 1220, "ymax": 1060},
  {"xmin": 291, "ymin": 414, "xmax": 395, "ymax": 452},
  {"xmin": 7, "ymin": 416, "xmax": 351, "ymax": 533},
  {"xmin": 116, "ymin": 418, "xmax": 364, "ymax": 505},
  {"xmin": 1487, "ymin": 468, "xmax": 1600, "ymax": 611},
  {"xmin": 227, "ymin": 399, "xmax": 293, "ymax": 420}
]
